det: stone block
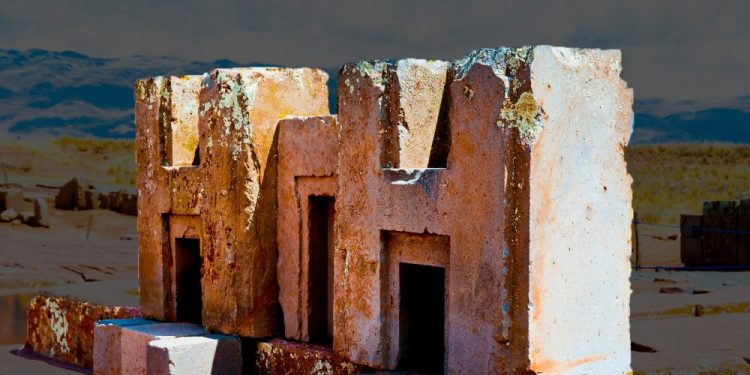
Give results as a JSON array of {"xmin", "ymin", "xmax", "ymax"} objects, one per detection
[
  {"xmin": 99, "ymin": 193, "xmax": 109, "ymax": 209},
  {"xmin": 33, "ymin": 196, "xmax": 50, "ymax": 227},
  {"xmin": 276, "ymin": 115, "xmax": 338, "ymax": 341},
  {"xmin": 136, "ymin": 68, "xmax": 330, "ymax": 336},
  {"xmin": 254, "ymin": 338, "xmax": 366, "ymax": 375},
  {"xmin": 334, "ymin": 47, "xmax": 633, "ymax": 373},
  {"xmin": 100, "ymin": 322, "xmax": 208, "ymax": 374},
  {"xmin": 84, "ymin": 189, "xmax": 100, "ymax": 210},
  {"xmin": 26, "ymin": 294, "xmax": 140, "ymax": 369},
  {"xmin": 55, "ymin": 177, "xmax": 93, "ymax": 209},
  {"xmin": 0, "ymin": 208, "xmax": 17, "ymax": 222},
  {"xmin": 93, "ymin": 318, "xmax": 157, "ymax": 375},
  {"xmin": 121, "ymin": 193, "xmax": 138, "ymax": 216},
  {"xmin": 146, "ymin": 334, "xmax": 242, "ymax": 375},
  {"xmin": 1, "ymin": 188, "xmax": 29, "ymax": 212}
]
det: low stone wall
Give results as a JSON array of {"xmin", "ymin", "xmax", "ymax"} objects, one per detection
[{"xmin": 25, "ymin": 293, "xmax": 140, "ymax": 368}]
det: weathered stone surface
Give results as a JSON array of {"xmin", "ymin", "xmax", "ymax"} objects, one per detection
[
  {"xmin": 55, "ymin": 177, "xmax": 93, "ymax": 209},
  {"xmin": 33, "ymin": 196, "xmax": 50, "ymax": 227},
  {"xmin": 146, "ymin": 334, "xmax": 242, "ymax": 375},
  {"xmin": 276, "ymin": 115, "xmax": 338, "ymax": 341},
  {"xmin": 84, "ymin": 189, "xmax": 100, "ymax": 210},
  {"xmin": 254, "ymin": 338, "xmax": 367, "ymax": 375},
  {"xmin": 0, "ymin": 208, "xmax": 17, "ymax": 222},
  {"xmin": 526, "ymin": 46, "xmax": 632, "ymax": 374},
  {"xmin": 94, "ymin": 318, "xmax": 156, "ymax": 375},
  {"xmin": 136, "ymin": 68, "xmax": 330, "ymax": 337},
  {"xmin": 334, "ymin": 47, "xmax": 632, "ymax": 373},
  {"xmin": 115, "ymin": 322, "xmax": 208, "ymax": 374},
  {"xmin": 1, "ymin": 188, "xmax": 30, "ymax": 212},
  {"xmin": 26, "ymin": 294, "xmax": 140, "ymax": 368},
  {"xmin": 120, "ymin": 193, "xmax": 138, "ymax": 216}
]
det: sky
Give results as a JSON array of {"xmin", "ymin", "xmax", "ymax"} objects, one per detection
[{"xmin": 2, "ymin": 0, "xmax": 750, "ymax": 105}]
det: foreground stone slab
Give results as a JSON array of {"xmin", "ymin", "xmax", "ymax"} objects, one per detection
[
  {"xmin": 93, "ymin": 318, "xmax": 156, "ymax": 375},
  {"xmin": 25, "ymin": 293, "xmax": 140, "ymax": 368},
  {"xmin": 254, "ymin": 338, "xmax": 367, "ymax": 374},
  {"xmin": 136, "ymin": 68, "xmax": 330, "ymax": 336},
  {"xmin": 335, "ymin": 47, "xmax": 633, "ymax": 373},
  {"xmin": 147, "ymin": 334, "xmax": 242, "ymax": 375},
  {"xmin": 96, "ymin": 321, "xmax": 208, "ymax": 374}
]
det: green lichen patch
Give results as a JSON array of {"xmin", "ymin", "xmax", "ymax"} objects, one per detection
[{"xmin": 497, "ymin": 91, "xmax": 542, "ymax": 146}]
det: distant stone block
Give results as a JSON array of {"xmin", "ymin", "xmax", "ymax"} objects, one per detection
[
  {"xmin": 1, "ymin": 188, "xmax": 29, "ymax": 212},
  {"xmin": 146, "ymin": 334, "xmax": 242, "ymax": 375},
  {"xmin": 84, "ymin": 189, "xmax": 100, "ymax": 210},
  {"xmin": 0, "ymin": 208, "xmax": 17, "ymax": 222},
  {"xmin": 55, "ymin": 177, "xmax": 93, "ymax": 209},
  {"xmin": 33, "ymin": 196, "xmax": 50, "ymax": 227}
]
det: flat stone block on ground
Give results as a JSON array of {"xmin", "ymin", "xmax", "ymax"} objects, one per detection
[
  {"xmin": 26, "ymin": 294, "xmax": 140, "ymax": 369},
  {"xmin": 147, "ymin": 334, "xmax": 242, "ymax": 375},
  {"xmin": 118, "ymin": 322, "xmax": 208, "ymax": 374},
  {"xmin": 254, "ymin": 338, "xmax": 368, "ymax": 375},
  {"xmin": 94, "ymin": 318, "xmax": 156, "ymax": 375}
]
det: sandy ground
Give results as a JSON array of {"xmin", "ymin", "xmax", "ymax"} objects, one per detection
[
  {"xmin": 631, "ymin": 270, "xmax": 750, "ymax": 373},
  {"xmin": 0, "ymin": 204, "xmax": 138, "ymax": 349},
  {"xmin": 0, "ymin": 201, "xmax": 749, "ymax": 373}
]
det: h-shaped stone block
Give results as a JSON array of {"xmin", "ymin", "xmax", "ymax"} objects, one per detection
[
  {"xmin": 334, "ymin": 46, "xmax": 633, "ymax": 374},
  {"xmin": 135, "ymin": 68, "xmax": 330, "ymax": 337}
]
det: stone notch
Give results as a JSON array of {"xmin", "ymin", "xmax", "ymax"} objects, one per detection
[
  {"xmin": 135, "ymin": 67, "xmax": 330, "ymax": 337},
  {"xmin": 333, "ymin": 46, "xmax": 632, "ymax": 374}
]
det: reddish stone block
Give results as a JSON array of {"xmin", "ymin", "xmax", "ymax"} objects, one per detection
[
  {"xmin": 254, "ymin": 338, "xmax": 367, "ymax": 375},
  {"xmin": 334, "ymin": 48, "xmax": 633, "ymax": 373},
  {"xmin": 25, "ymin": 293, "xmax": 140, "ymax": 368},
  {"xmin": 276, "ymin": 115, "xmax": 339, "ymax": 341},
  {"xmin": 135, "ymin": 68, "xmax": 330, "ymax": 337}
]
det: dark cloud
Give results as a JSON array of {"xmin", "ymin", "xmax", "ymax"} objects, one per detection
[{"xmin": 1, "ymin": 0, "xmax": 749, "ymax": 103}]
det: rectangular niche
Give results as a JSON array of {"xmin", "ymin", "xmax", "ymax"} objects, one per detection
[{"xmin": 381, "ymin": 230, "xmax": 449, "ymax": 373}]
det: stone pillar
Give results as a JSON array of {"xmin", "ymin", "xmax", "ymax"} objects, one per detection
[{"xmin": 276, "ymin": 115, "xmax": 339, "ymax": 341}]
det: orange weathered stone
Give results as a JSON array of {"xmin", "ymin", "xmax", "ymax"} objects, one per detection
[
  {"xmin": 135, "ymin": 68, "xmax": 329, "ymax": 337},
  {"xmin": 276, "ymin": 115, "xmax": 339, "ymax": 341},
  {"xmin": 331, "ymin": 47, "xmax": 633, "ymax": 374}
]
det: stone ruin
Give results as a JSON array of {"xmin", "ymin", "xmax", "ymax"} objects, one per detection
[{"xmin": 127, "ymin": 46, "xmax": 633, "ymax": 374}]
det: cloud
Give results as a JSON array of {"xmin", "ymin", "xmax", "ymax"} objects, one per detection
[{"xmin": 1, "ymin": 0, "xmax": 749, "ymax": 103}]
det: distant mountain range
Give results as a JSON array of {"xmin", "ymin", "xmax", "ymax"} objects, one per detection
[{"xmin": 1, "ymin": 48, "xmax": 748, "ymax": 144}]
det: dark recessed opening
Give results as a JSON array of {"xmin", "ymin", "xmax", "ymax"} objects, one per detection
[
  {"xmin": 175, "ymin": 238, "xmax": 202, "ymax": 324},
  {"xmin": 308, "ymin": 195, "xmax": 335, "ymax": 344},
  {"xmin": 398, "ymin": 263, "xmax": 445, "ymax": 374}
]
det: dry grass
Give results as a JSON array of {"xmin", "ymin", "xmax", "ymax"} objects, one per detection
[
  {"xmin": 626, "ymin": 143, "xmax": 750, "ymax": 225},
  {"xmin": 0, "ymin": 136, "xmax": 135, "ymax": 187},
  {"xmin": 2, "ymin": 137, "xmax": 748, "ymax": 226}
]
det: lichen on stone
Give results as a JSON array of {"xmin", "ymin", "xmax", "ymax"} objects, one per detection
[
  {"xmin": 354, "ymin": 60, "xmax": 393, "ymax": 89},
  {"xmin": 217, "ymin": 72, "xmax": 258, "ymax": 148},
  {"xmin": 495, "ymin": 47, "xmax": 543, "ymax": 146},
  {"xmin": 453, "ymin": 48, "xmax": 510, "ymax": 80},
  {"xmin": 497, "ymin": 91, "xmax": 542, "ymax": 145}
]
